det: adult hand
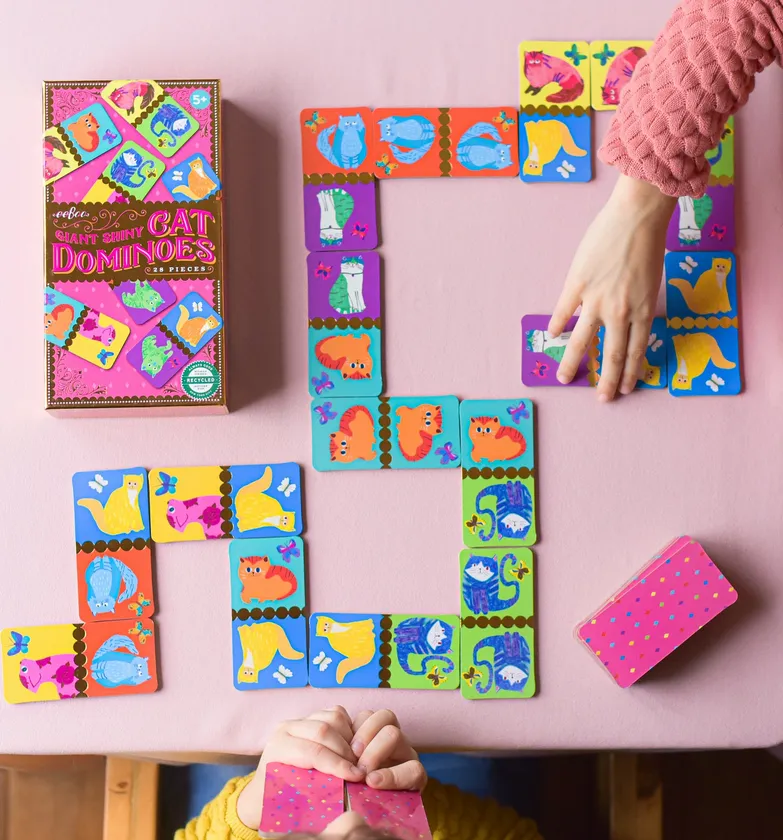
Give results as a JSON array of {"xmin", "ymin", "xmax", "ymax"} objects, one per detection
[{"xmin": 549, "ymin": 174, "xmax": 676, "ymax": 400}]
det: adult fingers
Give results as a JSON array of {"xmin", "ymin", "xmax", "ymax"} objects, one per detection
[
  {"xmin": 284, "ymin": 735, "xmax": 364, "ymax": 781},
  {"xmin": 619, "ymin": 320, "xmax": 652, "ymax": 395},
  {"xmin": 351, "ymin": 710, "xmax": 401, "ymax": 759},
  {"xmin": 596, "ymin": 320, "xmax": 631, "ymax": 401},
  {"xmin": 366, "ymin": 759, "xmax": 427, "ymax": 792},
  {"xmin": 556, "ymin": 310, "xmax": 599, "ymax": 385},
  {"xmin": 286, "ymin": 720, "xmax": 357, "ymax": 765},
  {"xmin": 307, "ymin": 706, "xmax": 354, "ymax": 746},
  {"xmin": 548, "ymin": 283, "xmax": 582, "ymax": 337},
  {"xmin": 358, "ymin": 724, "xmax": 417, "ymax": 773}
]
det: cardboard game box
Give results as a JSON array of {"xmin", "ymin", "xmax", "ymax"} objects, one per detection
[{"xmin": 43, "ymin": 79, "xmax": 227, "ymax": 415}]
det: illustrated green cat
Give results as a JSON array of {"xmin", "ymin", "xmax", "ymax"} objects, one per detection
[{"xmin": 122, "ymin": 280, "xmax": 164, "ymax": 313}]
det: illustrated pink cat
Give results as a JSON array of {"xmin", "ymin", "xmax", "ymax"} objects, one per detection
[
  {"xmin": 44, "ymin": 138, "xmax": 70, "ymax": 180},
  {"xmin": 165, "ymin": 497, "xmax": 224, "ymax": 539},
  {"xmin": 523, "ymin": 51, "xmax": 585, "ymax": 103},
  {"xmin": 110, "ymin": 81, "xmax": 156, "ymax": 116},
  {"xmin": 80, "ymin": 311, "xmax": 116, "ymax": 346},
  {"xmin": 602, "ymin": 46, "xmax": 647, "ymax": 106},
  {"xmin": 19, "ymin": 654, "xmax": 78, "ymax": 699}
]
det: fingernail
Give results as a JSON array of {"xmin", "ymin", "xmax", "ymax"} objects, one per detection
[
  {"xmin": 357, "ymin": 763, "xmax": 368, "ymax": 775},
  {"xmin": 620, "ymin": 383, "xmax": 633, "ymax": 396},
  {"xmin": 351, "ymin": 739, "xmax": 365, "ymax": 757},
  {"xmin": 350, "ymin": 764, "xmax": 364, "ymax": 776},
  {"xmin": 598, "ymin": 393, "xmax": 609, "ymax": 403},
  {"xmin": 556, "ymin": 372, "xmax": 567, "ymax": 383},
  {"xmin": 367, "ymin": 771, "xmax": 382, "ymax": 785}
]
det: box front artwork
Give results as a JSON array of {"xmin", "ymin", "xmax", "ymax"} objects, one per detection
[{"xmin": 43, "ymin": 80, "xmax": 226, "ymax": 413}]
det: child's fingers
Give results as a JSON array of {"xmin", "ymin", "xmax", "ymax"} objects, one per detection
[
  {"xmin": 556, "ymin": 310, "xmax": 599, "ymax": 385},
  {"xmin": 366, "ymin": 759, "xmax": 427, "ymax": 792},
  {"xmin": 548, "ymin": 285, "xmax": 581, "ymax": 338},
  {"xmin": 350, "ymin": 709, "xmax": 401, "ymax": 758},
  {"xmin": 596, "ymin": 320, "xmax": 630, "ymax": 401},
  {"xmin": 285, "ymin": 735, "xmax": 364, "ymax": 781},
  {"xmin": 285, "ymin": 720, "xmax": 357, "ymax": 765},
  {"xmin": 619, "ymin": 320, "xmax": 652, "ymax": 395},
  {"xmin": 356, "ymin": 724, "xmax": 417, "ymax": 774},
  {"xmin": 307, "ymin": 706, "xmax": 354, "ymax": 746}
]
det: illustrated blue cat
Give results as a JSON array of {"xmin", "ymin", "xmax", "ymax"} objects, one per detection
[
  {"xmin": 377, "ymin": 114, "xmax": 436, "ymax": 165},
  {"xmin": 232, "ymin": 616, "xmax": 308, "ymax": 691},
  {"xmin": 388, "ymin": 396, "xmax": 461, "ymax": 469},
  {"xmin": 317, "ymin": 114, "xmax": 368, "ymax": 170},
  {"xmin": 61, "ymin": 103, "xmax": 122, "ymax": 164},
  {"xmin": 85, "ymin": 556, "xmax": 138, "ymax": 617},
  {"xmin": 460, "ymin": 399, "xmax": 535, "ymax": 471},
  {"xmin": 72, "ymin": 468, "xmax": 151, "ymax": 545},
  {"xmin": 228, "ymin": 463, "xmax": 303, "ymax": 539},
  {"xmin": 454, "ymin": 122, "xmax": 515, "ymax": 172},
  {"xmin": 308, "ymin": 614, "xmax": 382, "ymax": 689},
  {"xmin": 310, "ymin": 398, "xmax": 382, "ymax": 473},
  {"xmin": 519, "ymin": 113, "xmax": 592, "ymax": 183},
  {"xmin": 460, "ymin": 550, "xmax": 528, "ymax": 617},
  {"xmin": 597, "ymin": 317, "xmax": 668, "ymax": 390},
  {"xmin": 90, "ymin": 634, "xmax": 152, "ymax": 689},
  {"xmin": 307, "ymin": 326, "xmax": 383, "ymax": 399},
  {"xmin": 462, "ymin": 631, "xmax": 534, "ymax": 699},
  {"xmin": 390, "ymin": 615, "xmax": 460, "ymax": 690},
  {"xmin": 229, "ymin": 537, "xmax": 306, "ymax": 613},
  {"xmin": 462, "ymin": 476, "xmax": 537, "ymax": 548},
  {"xmin": 139, "ymin": 96, "xmax": 198, "ymax": 156},
  {"xmin": 160, "ymin": 291, "xmax": 223, "ymax": 356}
]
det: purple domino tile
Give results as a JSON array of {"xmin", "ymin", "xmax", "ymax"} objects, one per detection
[
  {"xmin": 303, "ymin": 181, "xmax": 378, "ymax": 251},
  {"xmin": 307, "ymin": 251, "xmax": 381, "ymax": 321},
  {"xmin": 666, "ymin": 185, "xmax": 735, "ymax": 252},
  {"xmin": 521, "ymin": 314, "xmax": 591, "ymax": 387},
  {"xmin": 125, "ymin": 325, "xmax": 190, "ymax": 388},
  {"xmin": 112, "ymin": 279, "xmax": 177, "ymax": 325}
]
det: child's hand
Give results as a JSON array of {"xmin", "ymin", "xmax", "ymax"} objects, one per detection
[
  {"xmin": 549, "ymin": 174, "xmax": 676, "ymax": 401},
  {"xmin": 237, "ymin": 706, "xmax": 364, "ymax": 829},
  {"xmin": 351, "ymin": 709, "xmax": 427, "ymax": 791}
]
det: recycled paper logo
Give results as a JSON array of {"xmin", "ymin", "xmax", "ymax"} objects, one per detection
[{"xmin": 181, "ymin": 361, "xmax": 220, "ymax": 400}]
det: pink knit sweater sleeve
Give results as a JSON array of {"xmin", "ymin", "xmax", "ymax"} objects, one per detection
[{"xmin": 599, "ymin": 0, "xmax": 783, "ymax": 196}]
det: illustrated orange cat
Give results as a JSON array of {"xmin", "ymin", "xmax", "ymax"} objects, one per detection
[
  {"xmin": 469, "ymin": 416, "xmax": 527, "ymax": 463},
  {"xmin": 176, "ymin": 305, "xmax": 220, "ymax": 347},
  {"xmin": 171, "ymin": 158, "xmax": 218, "ymax": 200},
  {"xmin": 67, "ymin": 113, "xmax": 100, "ymax": 152},
  {"xmin": 396, "ymin": 404, "xmax": 442, "ymax": 461},
  {"xmin": 44, "ymin": 303, "xmax": 75, "ymax": 341},
  {"xmin": 238, "ymin": 556, "xmax": 298, "ymax": 603},
  {"xmin": 315, "ymin": 333, "xmax": 373, "ymax": 380},
  {"xmin": 330, "ymin": 405, "xmax": 377, "ymax": 463}
]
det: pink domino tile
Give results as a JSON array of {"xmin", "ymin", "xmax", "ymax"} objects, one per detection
[
  {"xmin": 576, "ymin": 537, "xmax": 738, "ymax": 688},
  {"xmin": 346, "ymin": 783, "xmax": 432, "ymax": 840},
  {"xmin": 259, "ymin": 763, "xmax": 344, "ymax": 835}
]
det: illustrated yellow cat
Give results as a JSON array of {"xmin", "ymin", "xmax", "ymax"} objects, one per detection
[
  {"xmin": 235, "ymin": 466, "xmax": 296, "ymax": 533},
  {"xmin": 315, "ymin": 616, "xmax": 376, "ymax": 684},
  {"xmin": 523, "ymin": 119, "xmax": 587, "ymax": 176},
  {"xmin": 640, "ymin": 359, "xmax": 661, "ymax": 387},
  {"xmin": 176, "ymin": 305, "xmax": 220, "ymax": 347},
  {"xmin": 672, "ymin": 333, "xmax": 736, "ymax": 391},
  {"xmin": 236, "ymin": 622, "xmax": 303, "ymax": 684},
  {"xmin": 77, "ymin": 474, "xmax": 145, "ymax": 535},
  {"xmin": 668, "ymin": 257, "xmax": 732, "ymax": 314},
  {"xmin": 171, "ymin": 158, "xmax": 218, "ymax": 201}
]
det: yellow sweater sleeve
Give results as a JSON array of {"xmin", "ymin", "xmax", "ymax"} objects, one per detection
[{"xmin": 174, "ymin": 773, "xmax": 543, "ymax": 840}]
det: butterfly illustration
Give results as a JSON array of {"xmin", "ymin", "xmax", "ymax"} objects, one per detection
[
  {"xmin": 375, "ymin": 153, "xmax": 398, "ymax": 176},
  {"xmin": 97, "ymin": 349, "xmax": 115, "ymax": 366},
  {"xmin": 462, "ymin": 666, "xmax": 479, "ymax": 686},
  {"xmin": 427, "ymin": 666, "xmax": 447, "ymax": 687},
  {"xmin": 88, "ymin": 474, "xmax": 109, "ymax": 494},
  {"xmin": 128, "ymin": 621, "xmax": 152, "ymax": 643},
  {"xmin": 128, "ymin": 593, "xmax": 152, "ymax": 618},
  {"xmin": 273, "ymin": 665, "xmax": 294, "ymax": 685},
  {"xmin": 435, "ymin": 443, "xmax": 458, "ymax": 465},
  {"xmin": 103, "ymin": 128, "xmax": 119, "ymax": 143},
  {"xmin": 277, "ymin": 539, "xmax": 301, "ymax": 563},
  {"xmin": 464, "ymin": 515, "xmax": 485, "ymax": 535},
  {"xmin": 6, "ymin": 631, "xmax": 30, "ymax": 657},
  {"xmin": 710, "ymin": 224, "xmax": 727, "ymax": 241},
  {"xmin": 277, "ymin": 477, "xmax": 297, "ymax": 498},
  {"xmin": 191, "ymin": 301, "xmax": 204, "ymax": 313},
  {"xmin": 679, "ymin": 256, "xmax": 698, "ymax": 274},
  {"xmin": 171, "ymin": 169, "xmax": 184, "ymax": 182},
  {"xmin": 492, "ymin": 110, "xmax": 516, "ymax": 132},
  {"xmin": 533, "ymin": 361, "xmax": 549, "ymax": 378},
  {"xmin": 592, "ymin": 43, "xmax": 616, "ymax": 66},
  {"xmin": 507, "ymin": 401, "xmax": 530, "ymax": 424},
  {"xmin": 565, "ymin": 43, "xmax": 588, "ymax": 66},
  {"xmin": 311, "ymin": 372, "xmax": 334, "ymax": 396},
  {"xmin": 648, "ymin": 333, "xmax": 663, "ymax": 353},
  {"xmin": 513, "ymin": 561, "xmax": 531, "ymax": 582},
  {"xmin": 557, "ymin": 160, "xmax": 576, "ymax": 179},
  {"xmin": 44, "ymin": 292, "xmax": 55, "ymax": 306},
  {"xmin": 155, "ymin": 470, "xmax": 178, "ymax": 496},
  {"xmin": 312, "ymin": 651, "xmax": 332, "ymax": 672},
  {"xmin": 314, "ymin": 261, "xmax": 332, "ymax": 280},
  {"xmin": 351, "ymin": 223, "xmax": 368, "ymax": 240},
  {"xmin": 706, "ymin": 374, "xmax": 725, "ymax": 393},
  {"xmin": 721, "ymin": 124, "xmax": 733, "ymax": 140},
  {"xmin": 313, "ymin": 401, "xmax": 337, "ymax": 425},
  {"xmin": 304, "ymin": 111, "xmax": 326, "ymax": 133},
  {"xmin": 114, "ymin": 195, "xmax": 129, "ymax": 204}
]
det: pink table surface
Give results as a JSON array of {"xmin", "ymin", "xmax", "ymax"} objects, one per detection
[{"xmin": 2, "ymin": 0, "xmax": 783, "ymax": 756}]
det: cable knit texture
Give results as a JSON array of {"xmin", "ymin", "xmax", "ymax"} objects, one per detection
[
  {"xmin": 600, "ymin": 0, "xmax": 783, "ymax": 196},
  {"xmin": 174, "ymin": 774, "xmax": 542, "ymax": 840}
]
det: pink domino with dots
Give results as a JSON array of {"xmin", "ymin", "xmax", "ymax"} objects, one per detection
[
  {"xmin": 259, "ymin": 763, "xmax": 344, "ymax": 836},
  {"xmin": 346, "ymin": 783, "xmax": 432, "ymax": 840},
  {"xmin": 576, "ymin": 536, "xmax": 738, "ymax": 688}
]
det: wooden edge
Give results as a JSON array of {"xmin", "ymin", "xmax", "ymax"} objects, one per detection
[
  {"xmin": 601, "ymin": 753, "xmax": 663, "ymax": 840},
  {"xmin": 104, "ymin": 758, "xmax": 159, "ymax": 840},
  {"xmin": 0, "ymin": 754, "xmax": 105, "ymax": 773}
]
